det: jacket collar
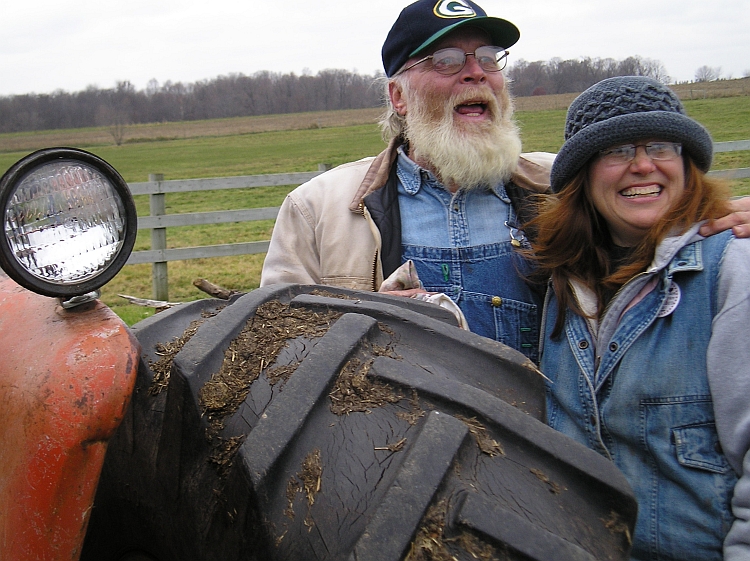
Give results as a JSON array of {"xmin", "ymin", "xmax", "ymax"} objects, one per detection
[
  {"xmin": 348, "ymin": 137, "xmax": 402, "ymax": 213},
  {"xmin": 650, "ymin": 224, "xmax": 705, "ymax": 275}
]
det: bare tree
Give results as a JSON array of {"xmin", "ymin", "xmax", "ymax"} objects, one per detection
[
  {"xmin": 508, "ymin": 59, "xmax": 549, "ymax": 96},
  {"xmin": 506, "ymin": 55, "xmax": 672, "ymax": 97},
  {"xmin": 695, "ymin": 66, "xmax": 721, "ymax": 82},
  {"xmin": 109, "ymin": 119, "xmax": 128, "ymax": 146},
  {"xmin": 639, "ymin": 58, "xmax": 671, "ymax": 84},
  {"xmin": 95, "ymin": 105, "xmax": 129, "ymax": 146}
]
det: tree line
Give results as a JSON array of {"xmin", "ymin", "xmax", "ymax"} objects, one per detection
[
  {"xmin": 0, "ymin": 55, "xmax": 684, "ymax": 135},
  {"xmin": 0, "ymin": 69, "xmax": 384, "ymax": 135},
  {"xmin": 507, "ymin": 55, "xmax": 669, "ymax": 97}
]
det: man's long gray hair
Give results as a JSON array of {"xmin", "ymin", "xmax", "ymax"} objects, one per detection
[{"xmin": 378, "ymin": 74, "xmax": 409, "ymax": 142}]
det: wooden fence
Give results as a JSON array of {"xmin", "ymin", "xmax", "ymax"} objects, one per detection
[{"xmin": 126, "ymin": 142, "xmax": 750, "ymax": 300}]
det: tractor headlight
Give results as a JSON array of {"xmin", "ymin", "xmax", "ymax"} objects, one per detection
[{"xmin": 0, "ymin": 148, "xmax": 137, "ymax": 302}]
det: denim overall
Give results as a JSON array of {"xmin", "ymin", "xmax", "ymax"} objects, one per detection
[
  {"xmin": 396, "ymin": 155, "xmax": 542, "ymax": 362},
  {"xmin": 541, "ymin": 232, "xmax": 737, "ymax": 561}
]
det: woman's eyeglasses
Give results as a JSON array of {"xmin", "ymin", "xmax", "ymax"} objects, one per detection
[{"xmin": 598, "ymin": 142, "xmax": 683, "ymax": 166}]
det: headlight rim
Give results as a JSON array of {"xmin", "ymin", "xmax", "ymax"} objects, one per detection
[{"xmin": 0, "ymin": 147, "xmax": 137, "ymax": 298}]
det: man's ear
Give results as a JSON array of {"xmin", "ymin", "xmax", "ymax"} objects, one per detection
[{"xmin": 389, "ymin": 81, "xmax": 407, "ymax": 116}]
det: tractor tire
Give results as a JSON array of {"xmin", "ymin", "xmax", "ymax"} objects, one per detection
[{"xmin": 82, "ymin": 284, "xmax": 636, "ymax": 561}]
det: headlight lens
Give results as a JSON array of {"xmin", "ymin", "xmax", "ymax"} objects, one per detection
[
  {"xmin": 0, "ymin": 148, "xmax": 136, "ymax": 298},
  {"xmin": 6, "ymin": 160, "xmax": 127, "ymax": 284}
]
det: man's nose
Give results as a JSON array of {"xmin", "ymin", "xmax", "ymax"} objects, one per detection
[{"xmin": 460, "ymin": 53, "xmax": 487, "ymax": 83}]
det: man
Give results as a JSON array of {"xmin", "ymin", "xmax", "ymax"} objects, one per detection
[
  {"xmin": 262, "ymin": 0, "xmax": 548, "ymax": 361},
  {"xmin": 261, "ymin": 0, "xmax": 750, "ymax": 362}
]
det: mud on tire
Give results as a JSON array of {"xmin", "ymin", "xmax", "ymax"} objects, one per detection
[{"xmin": 82, "ymin": 284, "xmax": 636, "ymax": 561}]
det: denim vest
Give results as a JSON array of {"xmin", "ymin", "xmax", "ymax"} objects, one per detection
[{"xmin": 540, "ymin": 232, "xmax": 737, "ymax": 561}]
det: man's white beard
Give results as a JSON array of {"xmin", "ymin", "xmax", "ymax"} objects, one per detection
[{"xmin": 404, "ymin": 85, "xmax": 522, "ymax": 190}]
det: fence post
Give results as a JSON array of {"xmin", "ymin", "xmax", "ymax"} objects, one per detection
[{"xmin": 148, "ymin": 173, "xmax": 169, "ymax": 301}]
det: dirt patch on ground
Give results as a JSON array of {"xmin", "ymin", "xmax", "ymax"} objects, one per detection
[
  {"xmin": 200, "ymin": 300, "xmax": 341, "ymax": 429},
  {"xmin": 0, "ymin": 107, "xmax": 384, "ymax": 153}
]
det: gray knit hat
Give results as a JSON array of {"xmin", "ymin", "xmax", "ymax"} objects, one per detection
[{"xmin": 550, "ymin": 76, "xmax": 713, "ymax": 192}]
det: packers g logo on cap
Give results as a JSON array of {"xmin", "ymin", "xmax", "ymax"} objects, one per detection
[{"xmin": 434, "ymin": 0, "xmax": 477, "ymax": 19}]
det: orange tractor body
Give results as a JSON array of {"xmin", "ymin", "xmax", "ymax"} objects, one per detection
[{"xmin": 0, "ymin": 274, "xmax": 139, "ymax": 560}]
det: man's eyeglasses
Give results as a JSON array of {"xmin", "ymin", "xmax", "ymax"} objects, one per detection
[
  {"xmin": 394, "ymin": 46, "xmax": 510, "ymax": 77},
  {"xmin": 598, "ymin": 142, "xmax": 683, "ymax": 166}
]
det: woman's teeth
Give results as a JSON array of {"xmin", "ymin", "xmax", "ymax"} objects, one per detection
[{"xmin": 621, "ymin": 185, "xmax": 661, "ymax": 198}]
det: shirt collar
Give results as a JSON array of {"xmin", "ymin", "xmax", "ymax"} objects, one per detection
[{"xmin": 395, "ymin": 146, "xmax": 508, "ymax": 201}]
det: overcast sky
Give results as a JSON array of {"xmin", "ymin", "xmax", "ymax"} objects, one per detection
[{"xmin": 1, "ymin": 0, "xmax": 748, "ymax": 97}]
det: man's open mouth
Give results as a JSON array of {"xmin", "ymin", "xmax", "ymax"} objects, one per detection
[{"xmin": 455, "ymin": 101, "xmax": 488, "ymax": 116}]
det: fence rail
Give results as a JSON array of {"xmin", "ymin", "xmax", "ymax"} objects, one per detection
[{"xmin": 126, "ymin": 144, "xmax": 750, "ymax": 300}]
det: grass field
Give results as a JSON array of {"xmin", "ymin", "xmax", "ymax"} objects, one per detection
[{"xmin": 1, "ymin": 91, "xmax": 748, "ymax": 325}]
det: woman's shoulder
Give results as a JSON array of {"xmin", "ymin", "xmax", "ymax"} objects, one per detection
[
  {"xmin": 719, "ymin": 233, "xmax": 750, "ymax": 268},
  {"xmin": 712, "ymin": 234, "xmax": 750, "ymax": 303},
  {"xmin": 669, "ymin": 227, "xmax": 733, "ymax": 256},
  {"xmin": 700, "ymin": 229, "xmax": 750, "ymax": 261}
]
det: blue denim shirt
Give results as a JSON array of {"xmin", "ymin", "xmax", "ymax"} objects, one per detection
[
  {"xmin": 396, "ymin": 150, "xmax": 542, "ymax": 361},
  {"xmin": 396, "ymin": 149, "xmax": 516, "ymax": 247},
  {"xmin": 541, "ymin": 231, "xmax": 737, "ymax": 561}
]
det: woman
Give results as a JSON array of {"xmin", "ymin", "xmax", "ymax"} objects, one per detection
[{"xmin": 530, "ymin": 76, "xmax": 750, "ymax": 560}]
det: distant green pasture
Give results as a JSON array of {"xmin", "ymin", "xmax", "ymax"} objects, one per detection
[{"xmin": 0, "ymin": 125, "xmax": 387, "ymax": 183}]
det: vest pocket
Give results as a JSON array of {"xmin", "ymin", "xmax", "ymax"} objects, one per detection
[
  {"xmin": 638, "ymin": 397, "xmax": 736, "ymax": 559},
  {"xmin": 672, "ymin": 422, "xmax": 732, "ymax": 474}
]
